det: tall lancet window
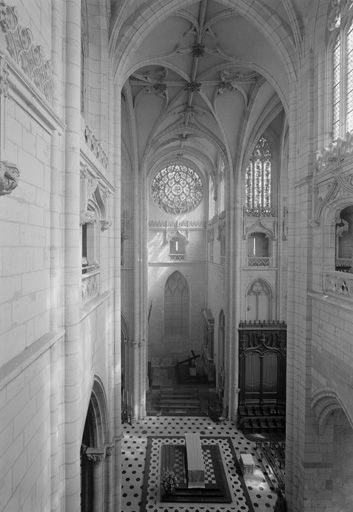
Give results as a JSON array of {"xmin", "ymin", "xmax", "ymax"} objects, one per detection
[
  {"xmin": 332, "ymin": 33, "xmax": 341, "ymax": 140},
  {"xmin": 164, "ymin": 271, "xmax": 189, "ymax": 342},
  {"xmin": 245, "ymin": 136, "xmax": 272, "ymax": 216},
  {"xmin": 346, "ymin": 23, "xmax": 353, "ymax": 132},
  {"xmin": 329, "ymin": 5, "xmax": 353, "ymax": 139}
]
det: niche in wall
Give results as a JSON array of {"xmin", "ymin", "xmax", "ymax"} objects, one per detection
[
  {"xmin": 336, "ymin": 205, "xmax": 353, "ymax": 272},
  {"xmin": 164, "ymin": 271, "xmax": 189, "ymax": 343},
  {"xmin": 246, "ymin": 279, "xmax": 272, "ymax": 321}
]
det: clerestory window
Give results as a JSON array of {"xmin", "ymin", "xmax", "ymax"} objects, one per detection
[
  {"xmin": 245, "ymin": 136, "xmax": 272, "ymax": 216},
  {"xmin": 330, "ymin": 6, "xmax": 353, "ymax": 139}
]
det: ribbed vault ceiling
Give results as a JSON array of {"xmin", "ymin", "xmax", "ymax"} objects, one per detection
[{"xmin": 118, "ymin": 0, "xmax": 306, "ymax": 178}]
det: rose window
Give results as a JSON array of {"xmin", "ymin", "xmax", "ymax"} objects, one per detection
[{"xmin": 151, "ymin": 164, "xmax": 203, "ymax": 214}]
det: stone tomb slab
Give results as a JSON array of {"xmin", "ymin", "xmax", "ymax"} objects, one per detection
[{"xmin": 140, "ymin": 436, "xmax": 256, "ymax": 511}]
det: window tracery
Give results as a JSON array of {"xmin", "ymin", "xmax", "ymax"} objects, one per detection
[
  {"xmin": 245, "ymin": 136, "xmax": 272, "ymax": 215},
  {"xmin": 329, "ymin": 3, "xmax": 353, "ymax": 139},
  {"xmin": 151, "ymin": 164, "xmax": 203, "ymax": 215}
]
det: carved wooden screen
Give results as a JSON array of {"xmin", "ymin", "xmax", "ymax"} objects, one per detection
[{"xmin": 238, "ymin": 321, "xmax": 286, "ymax": 407}]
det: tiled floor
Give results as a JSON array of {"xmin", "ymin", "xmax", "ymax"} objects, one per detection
[{"xmin": 121, "ymin": 416, "xmax": 278, "ymax": 512}]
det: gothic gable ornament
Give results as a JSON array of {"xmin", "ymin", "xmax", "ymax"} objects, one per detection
[
  {"xmin": 0, "ymin": 160, "xmax": 19, "ymax": 195},
  {"xmin": 0, "ymin": 1, "xmax": 54, "ymax": 103}
]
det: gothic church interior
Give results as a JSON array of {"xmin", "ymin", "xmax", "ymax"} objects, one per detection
[{"xmin": 1, "ymin": 1, "xmax": 353, "ymax": 511}]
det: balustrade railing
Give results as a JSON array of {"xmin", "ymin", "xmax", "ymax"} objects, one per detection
[
  {"xmin": 335, "ymin": 257, "xmax": 352, "ymax": 272},
  {"xmin": 248, "ymin": 256, "xmax": 270, "ymax": 267}
]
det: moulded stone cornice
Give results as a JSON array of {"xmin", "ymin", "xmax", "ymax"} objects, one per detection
[
  {"xmin": 0, "ymin": 51, "xmax": 64, "ymax": 134},
  {"xmin": 0, "ymin": 160, "xmax": 19, "ymax": 196}
]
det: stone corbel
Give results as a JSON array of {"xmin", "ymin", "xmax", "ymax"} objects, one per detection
[
  {"xmin": 100, "ymin": 219, "xmax": 111, "ymax": 231},
  {"xmin": 105, "ymin": 443, "xmax": 115, "ymax": 457},
  {"xmin": 0, "ymin": 160, "xmax": 20, "ymax": 196},
  {"xmin": 85, "ymin": 447, "xmax": 106, "ymax": 463},
  {"xmin": 80, "ymin": 209, "xmax": 96, "ymax": 225}
]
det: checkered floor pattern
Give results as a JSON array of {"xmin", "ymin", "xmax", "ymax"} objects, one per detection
[{"xmin": 121, "ymin": 416, "xmax": 278, "ymax": 512}]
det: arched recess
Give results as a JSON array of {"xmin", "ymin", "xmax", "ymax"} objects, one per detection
[
  {"xmin": 311, "ymin": 388, "xmax": 353, "ymax": 433},
  {"xmin": 309, "ymin": 388, "xmax": 353, "ymax": 510},
  {"xmin": 164, "ymin": 271, "xmax": 190, "ymax": 344},
  {"xmin": 218, "ymin": 310, "xmax": 225, "ymax": 395},
  {"xmin": 81, "ymin": 377, "xmax": 109, "ymax": 512},
  {"xmin": 245, "ymin": 279, "xmax": 272, "ymax": 321}
]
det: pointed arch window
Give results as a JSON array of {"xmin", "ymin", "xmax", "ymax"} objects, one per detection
[
  {"xmin": 164, "ymin": 271, "xmax": 189, "ymax": 342},
  {"xmin": 245, "ymin": 137, "xmax": 272, "ymax": 216},
  {"xmin": 332, "ymin": 33, "xmax": 341, "ymax": 140},
  {"xmin": 330, "ymin": 9, "xmax": 353, "ymax": 139}
]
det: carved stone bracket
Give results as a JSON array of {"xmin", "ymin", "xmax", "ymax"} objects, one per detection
[
  {"xmin": 216, "ymin": 69, "xmax": 257, "ymax": 102},
  {"xmin": 105, "ymin": 443, "xmax": 115, "ymax": 457},
  {"xmin": 100, "ymin": 220, "xmax": 111, "ymax": 231},
  {"xmin": 80, "ymin": 209, "xmax": 96, "ymax": 225},
  {"xmin": 0, "ymin": 160, "xmax": 19, "ymax": 195},
  {"xmin": 85, "ymin": 447, "xmax": 106, "ymax": 463},
  {"xmin": 0, "ymin": 1, "xmax": 53, "ymax": 103}
]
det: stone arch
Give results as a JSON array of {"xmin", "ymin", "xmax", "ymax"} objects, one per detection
[
  {"xmin": 311, "ymin": 388, "xmax": 353, "ymax": 433},
  {"xmin": 81, "ymin": 376, "xmax": 109, "ymax": 512},
  {"xmin": 245, "ymin": 278, "xmax": 272, "ymax": 321}
]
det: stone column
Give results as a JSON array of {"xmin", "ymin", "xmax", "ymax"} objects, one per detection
[
  {"xmin": 225, "ymin": 165, "xmax": 240, "ymax": 420},
  {"xmin": 63, "ymin": 0, "xmax": 82, "ymax": 510},
  {"xmin": 112, "ymin": 80, "xmax": 122, "ymax": 512},
  {"xmin": 85, "ymin": 448, "xmax": 106, "ymax": 511}
]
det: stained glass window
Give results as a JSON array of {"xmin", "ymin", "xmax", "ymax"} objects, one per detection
[
  {"xmin": 151, "ymin": 164, "xmax": 203, "ymax": 215},
  {"xmin": 330, "ymin": 13, "xmax": 353, "ymax": 139},
  {"xmin": 332, "ymin": 33, "xmax": 341, "ymax": 140},
  {"xmin": 245, "ymin": 137, "xmax": 272, "ymax": 215},
  {"xmin": 347, "ymin": 24, "xmax": 353, "ymax": 132}
]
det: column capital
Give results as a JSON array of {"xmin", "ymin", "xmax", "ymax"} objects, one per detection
[{"xmin": 84, "ymin": 446, "xmax": 106, "ymax": 463}]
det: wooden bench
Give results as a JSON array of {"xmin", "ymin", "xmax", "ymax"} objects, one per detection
[{"xmin": 185, "ymin": 433, "xmax": 205, "ymax": 488}]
